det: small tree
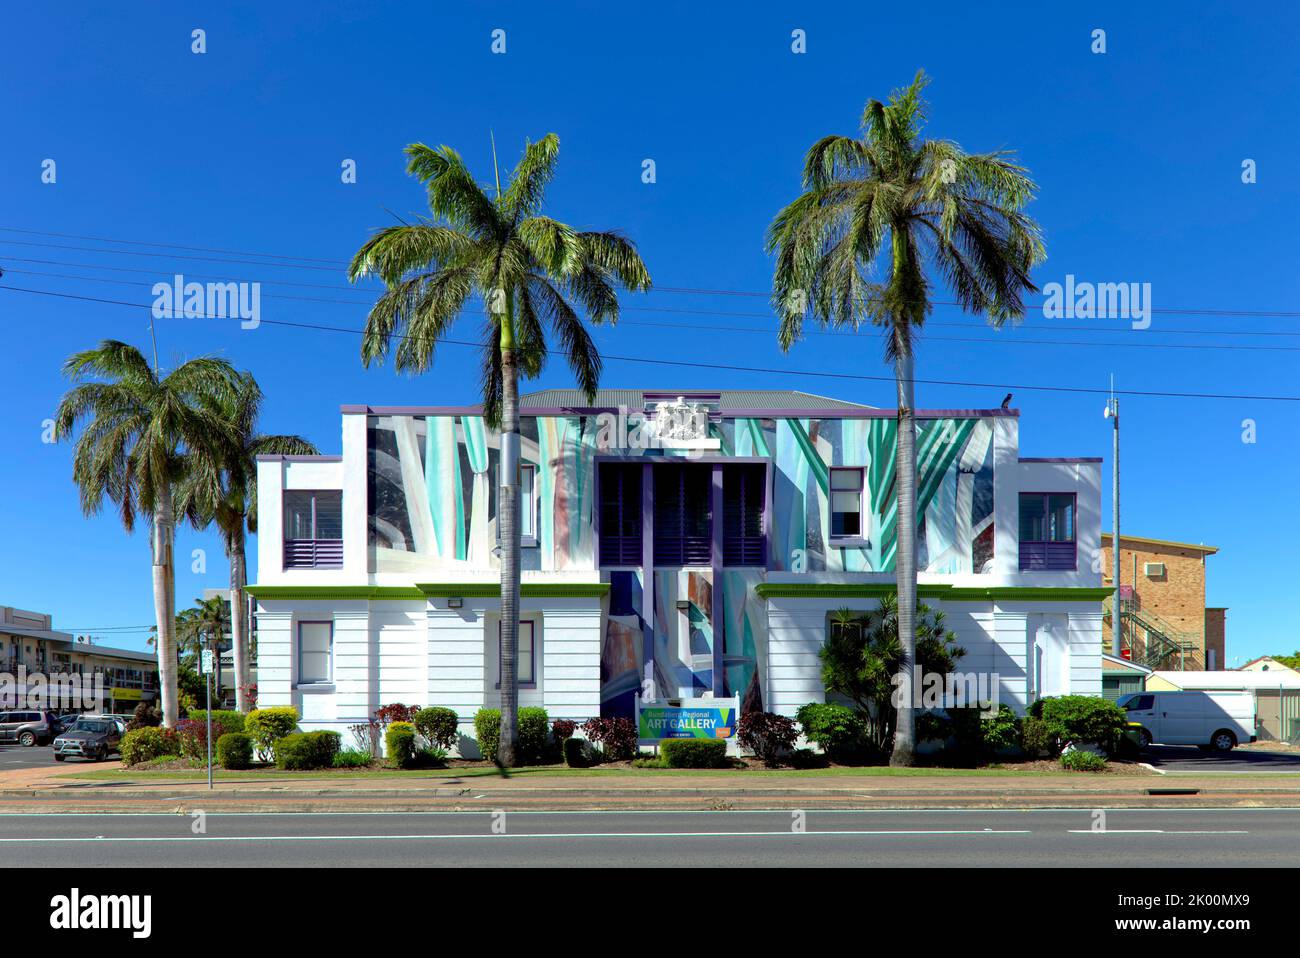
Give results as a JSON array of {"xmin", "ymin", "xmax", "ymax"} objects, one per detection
[{"xmin": 819, "ymin": 594, "xmax": 965, "ymax": 756}]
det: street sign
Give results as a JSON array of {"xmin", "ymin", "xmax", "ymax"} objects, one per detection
[{"xmin": 200, "ymin": 650, "xmax": 214, "ymax": 674}]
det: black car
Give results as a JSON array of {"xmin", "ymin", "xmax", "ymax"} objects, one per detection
[
  {"xmin": 0, "ymin": 710, "xmax": 60, "ymax": 746},
  {"xmin": 51, "ymin": 716, "xmax": 125, "ymax": 762}
]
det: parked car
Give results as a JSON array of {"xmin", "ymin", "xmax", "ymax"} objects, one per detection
[
  {"xmin": 0, "ymin": 710, "xmax": 61, "ymax": 746},
  {"xmin": 1118, "ymin": 690, "xmax": 1256, "ymax": 751},
  {"xmin": 51, "ymin": 716, "xmax": 126, "ymax": 762}
]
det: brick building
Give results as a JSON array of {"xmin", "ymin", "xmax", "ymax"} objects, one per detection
[{"xmin": 1099, "ymin": 534, "xmax": 1221, "ymax": 670}]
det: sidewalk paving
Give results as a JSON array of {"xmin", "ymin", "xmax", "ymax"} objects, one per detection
[{"xmin": 2, "ymin": 761, "xmax": 1300, "ymax": 812}]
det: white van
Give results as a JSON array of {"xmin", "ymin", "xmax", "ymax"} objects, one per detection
[{"xmin": 1118, "ymin": 690, "xmax": 1256, "ymax": 751}]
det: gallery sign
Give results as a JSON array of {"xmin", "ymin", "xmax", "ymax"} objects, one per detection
[{"xmin": 635, "ymin": 696, "xmax": 739, "ymax": 743}]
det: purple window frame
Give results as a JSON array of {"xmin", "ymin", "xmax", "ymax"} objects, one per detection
[
  {"xmin": 1018, "ymin": 492, "xmax": 1078, "ymax": 571},
  {"xmin": 283, "ymin": 490, "xmax": 343, "ymax": 569},
  {"xmin": 296, "ymin": 620, "xmax": 334, "ymax": 686},
  {"xmin": 828, "ymin": 467, "xmax": 866, "ymax": 540},
  {"xmin": 496, "ymin": 619, "xmax": 537, "ymax": 689}
]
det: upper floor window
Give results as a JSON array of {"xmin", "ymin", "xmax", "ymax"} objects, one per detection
[
  {"xmin": 1019, "ymin": 493, "xmax": 1076, "ymax": 571},
  {"xmin": 653, "ymin": 464, "xmax": 712, "ymax": 565},
  {"xmin": 284, "ymin": 490, "xmax": 343, "ymax": 569},
  {"xmin": 520, "ymin": 463, "xmax": 537, "ymax": 545},
  {"xmin": 830, "ymin": 467, "xmax": 864, "ymax": 538},
  {"xmin": 599, "ymin": 462, "xmax": 643, "ymax": 565},
  {"xmin": 723, "ymin": 463, "xmax": 765, "ymax": 565}
]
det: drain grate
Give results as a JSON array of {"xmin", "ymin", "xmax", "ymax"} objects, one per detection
[{"xmin": 1145, "ymin": 787, "xmax": 1200, "ymax": 795}]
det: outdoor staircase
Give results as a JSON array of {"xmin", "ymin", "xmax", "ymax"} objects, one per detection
[{"xmin": 1103, "ymin": 596, "xmax": 1204, "ymax": 671}]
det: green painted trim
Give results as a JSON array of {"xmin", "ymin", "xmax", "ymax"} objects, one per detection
[
  {"xmin": 247, "ymin": 583, "xmax": 612, "ymax": 601},
  {"xmin": 754, "ymin": 583, "xmax": 1112, "ymax": 602},
  {"xmin": 245, "ymin": 586, "xmax": 424, "ymax": 600}
]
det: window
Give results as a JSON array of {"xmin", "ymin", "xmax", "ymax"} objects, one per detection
[
  {"xmin": 1124, "ymin": 694, "xmax": 1154, "ymax": 711},
  {"xmin": 598, "ymin": 462, "xmax": 643, "ymax": 565},
  {"xmin": 829, "ymin": 467, "xmax": 864, "ymax": 538},
  {"xmin": 498, "ymin": 620, "xmax": 536, "ymax": 688},
  {"xmin": 520, "ymin": 463, "xmax": 537, "ymax": 544},
  {"xmin": 1018, "ymin": 493, "xmax": 1077, "ymax": 571},
  {"xmin": 723, "ymin": 463, "xmax": 765, "ymax": 565},
  {"xmin": 283, "ymin": 490, "xmax": 343, "ymax": 569},
  {"xmin": 653, "ymin": 464, "xmax": 712, "ymax": 565},
  {"xmin": 297, "ymin": 621, "xmax": 333, "ymax": 685}
]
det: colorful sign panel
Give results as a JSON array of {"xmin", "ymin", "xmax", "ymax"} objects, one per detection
[
  {"xmin": 636, "ymin": 697, "xmax": 739, "ymax": 742},
  {"xmin": 110, "ymin": 688, "xmax": 143, "ymax": 701}
]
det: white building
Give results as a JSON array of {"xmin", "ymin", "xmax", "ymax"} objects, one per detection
[{"xmin": 248, "ymin": 391, "xmax": 1109, "ymax": 752}]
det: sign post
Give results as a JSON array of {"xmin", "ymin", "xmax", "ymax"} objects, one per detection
[{"xmin": 200, "ymin": 645, "xmax": 214, "ymax": 790}]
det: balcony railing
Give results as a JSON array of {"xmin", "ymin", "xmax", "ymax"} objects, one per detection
[{"xmin": 1019, "ymin": 541, "xmax": 1077, "ymax": 571}]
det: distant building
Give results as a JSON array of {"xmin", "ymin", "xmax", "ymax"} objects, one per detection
[
  {"xmin": 1146, "ymin": 669, "xmax": 1300, "ymax": 740},
  {"xmin": 1100, "ymin": 534, "xmax": 1221, "ymax": 670},
  {"xmin": 1238, "ymin": 656, "xmax": 1299, "ymax": 676},
  {"xmin": 0, "ymin": 605, "xmax": 158, "ymax": 713}
]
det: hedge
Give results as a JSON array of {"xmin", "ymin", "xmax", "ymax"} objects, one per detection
[
  {"xmin": 518, "ymin": 707, "xmax": 549, "ymax": 764},
  {"xmin": 120, "ymin": 727, "xmax": 179, "ymax": 766},
  {"xmin": 244, "ymin": 706, "xmax": 299, "ymax": 760},
  {"xmin": 216, "ymin": 732, "xmax": 253, "ymax": 770},
  {"xmin": 661, "ymin": 739, "xmax": 729, "ymax": 769},
  {"xmin": 188, "ymin": 710, "xmax": 246, "ymax": 738},
  {"xmin": 413, "ymin": 706, "xmax": 459, "ymax": 750},
  {"xmin": 385, "ymin": 721, "xmax": 417, "ymax": 769},
  {"xmin": 563, "ymin": 736, "xmax": 592, "ymax": 768},
  {"xmin": 474, "ymin": 708, "xmax": 501, "ymax": 763},
  {"xmin": 273, "ymin": 730, "xmax": 341, "ymax": 770}
]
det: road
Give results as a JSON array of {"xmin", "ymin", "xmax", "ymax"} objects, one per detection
[
  {"xmin": 0, "ymin": 809, "xmax": 1297, "ymax": 866},
  {"xmin": 0, "ymin": 744, "xmax": 58, "ymax": 770},
  {"xmin": 1143, "ymin": 745, "xmax": 1300, "ymax": 772}
]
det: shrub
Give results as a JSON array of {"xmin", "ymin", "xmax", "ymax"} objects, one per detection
[
  {"xmin": 1021, "ymin": 716, "xmax": 1059, "ymax": 757},
  {"xmin": 244, "ymin": 706, "xmax": 299, "ymax": 761},
  {"xmin": 127, "ymin": 702, "xmax": 162, "ymax": 731},
  {"xmin": 385, "ymin": 721, "xmax": 417, "ymax": 769},
  {"xmin": 474, "ymin": 708, "xmax": 501, "ymax": 763},
  {"xmin": 375, "ymin": 703, "xmax": 421, "ymax": 728},
  {"xmin": 518, "ymin": 707, "xmax": 550, "ymax": 764},
  {"xmin": 661, "ymin": 739, "xmax": 729, "ymax": 769},
  {"xmin": 737, "ymin": 711, "xmax": 799, "ymax": 767},
  {"xmin": 189, "ymin": 709, "xmax": 246, "ymax": 738},
  {"xmin": 950, "ymin": 704, "xmax": 1021, "ymax": 758},
  {"xmin": 917, "ymin": 710, "xmax": 954, "ymax": 743},
  {"xmin": 333, "ymin": 748, "xmax": 374, "ymax": 769},
  {"xmin": 551, "ymin": 719, "xmax": 577, "ymax": 747},
  {"xmin": 348, "ymin": 720, "xmax": 382, "ymax": 758},
  {"xmin": 1060, "ymin": 749, "xmax": 1108, "ymax": 772},
  {"xmin": 175, "ymin": 719, "xmax": 218, "ymax": 762},
  {"xmin": 273, "ymin": 730, "xmax": 341, "ymax": 770},
  {"xmin": 788, "ymin": 747, "xmax": 829, "ymax": 769},
  {"xmin": 415, "ymin": 746, "xmax": 448, "ymax": 768},
  {"xmin": 581, "ymin": 717, "xmax": 638, "ymax": 761},
  {"xmin": 563, "ymin": 736, "xmax": 592, "ymax": 768},
  {"xmin": 796, "ymin": 702, "xmax": 870, "ymax": 760},
  {"xmin": 413, "ymin": 706, "xmax": 459, "ymax": 751},
  {"xmin": 120, "ymin": 727, "xmax": 179, "ymax": 766},
  {"xmin": 1032, "ymin": 696, "xmax": 1127, "ymax": 752},
  {"xmin": 216, "ymin": 732, "xmax": 253, "ymax": 770}
]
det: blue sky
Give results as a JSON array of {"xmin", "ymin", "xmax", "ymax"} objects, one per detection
[{"xmin": 2, "ymin": 1, "xmax": 1296, "ymax": 662}]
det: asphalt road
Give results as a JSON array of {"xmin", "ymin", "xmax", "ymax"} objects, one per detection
[
  {"xmin": 1142, "ymin": 745, "xmax": 1300, "ymax": 772},
  {"xmin": 0, "ymin": 809, "xmax": 1297, "ymax": 867},
  {"xmin": 0, "ymin": 744, "xmax": 59, "ymax": 770}
]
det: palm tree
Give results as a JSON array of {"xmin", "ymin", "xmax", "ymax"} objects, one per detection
[
  {"xmin": 768, "ymin": 71, "xmax": 1045, "ymax": 765},
  {"xmin": 54, "ymin": 341, "xmax": 241, "ymax": 727},
  {"xmin": 349, "ymin": 134, "xmax": 651, "ymax": 765},
  {"xmin": 176, "ymin": 371, "xmax": 317, "ymax": 712},
  {"xmin": 176, "ymin": 595, "xmax": 229, "ymax": 661}
]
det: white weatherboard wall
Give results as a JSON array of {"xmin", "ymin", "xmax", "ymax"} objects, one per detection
[{"xmin": 765, "ymin": 595, "xmax": 1104, "ymax": 719}]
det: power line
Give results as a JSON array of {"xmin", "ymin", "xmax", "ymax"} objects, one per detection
[
  {"xmin": 3, "ymin": 224, "xmax": 1300, "ymax": 319},
  {"xmin": 7, "ymin": 283, "xmax": 1300, "ymax": 404}
]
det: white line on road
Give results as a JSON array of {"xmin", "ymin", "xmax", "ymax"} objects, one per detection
[
  {"xmin": 0, "ymin": 828, "xmax": 1034, "ymax": 843},
  {"xmin": 1066, "ymin": 829, "xmax": 1249, "ymax": 835}
]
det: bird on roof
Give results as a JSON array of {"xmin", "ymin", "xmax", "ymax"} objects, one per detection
[{"xmin": 1001, "ymin": 393, "xmax": 1013, "ymax": 409}]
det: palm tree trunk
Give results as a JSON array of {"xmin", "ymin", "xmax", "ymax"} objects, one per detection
[
  {"xmin": 890, "ymin": 337, "xmax": 918, "ymax": 767},
  {"xmin": 229, "ymin": 528, "xmax": 250, "ymax": 712},
  {"xmin": 153, "ymin": 483, "xmax": 179, "ymax": 727},
  {"xmin": 497, "ymin": 331, "xmax": 521, "ymax": 768}
]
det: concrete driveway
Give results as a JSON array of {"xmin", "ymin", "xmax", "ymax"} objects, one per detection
[{"xmin": 1143, "ymin": 744, "xmax": 1300, "ymax": 772}]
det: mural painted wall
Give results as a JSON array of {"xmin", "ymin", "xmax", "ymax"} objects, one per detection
[{"xmin": 368, "ymin": 413, "xmax": 995, "ymax": 575}]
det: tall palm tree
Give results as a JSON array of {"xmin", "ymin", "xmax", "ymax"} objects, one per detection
[
  {"xmin": 176, "ymin": 371, "xmax": 317, "ymax": 712},
  {"xmin": 349, "ymin": 134, "xmax": 651, "ymax": 765},
  {"xmin": 767, "ymin": 71, "xmax": 1044, "ymax": 765},
  {"xmin": 54, "ymin": 341, "xmax": 241, "ymax": 727},
  {"xmin": 175, "ymin": 595, "xmax": 229, "ymax": 661}
]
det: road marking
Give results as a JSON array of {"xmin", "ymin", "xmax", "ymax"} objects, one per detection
[
  {"xmin": 1067, "ymin": 829, "xmax": 1249, "ymax": 835},
  {"xmin": 0, "ymin": 828, "xmax": 1034, "ymax": 843}
]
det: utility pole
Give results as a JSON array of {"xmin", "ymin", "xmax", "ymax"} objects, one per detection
[{"xmin": 1104, "ymin": 380, "xmax": 1121, "ymax": 657}]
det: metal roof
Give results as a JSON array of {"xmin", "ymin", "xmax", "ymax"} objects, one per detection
[{"xmin": 520, "ymin": 389, "xmax": 873, "ymax": 410}]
